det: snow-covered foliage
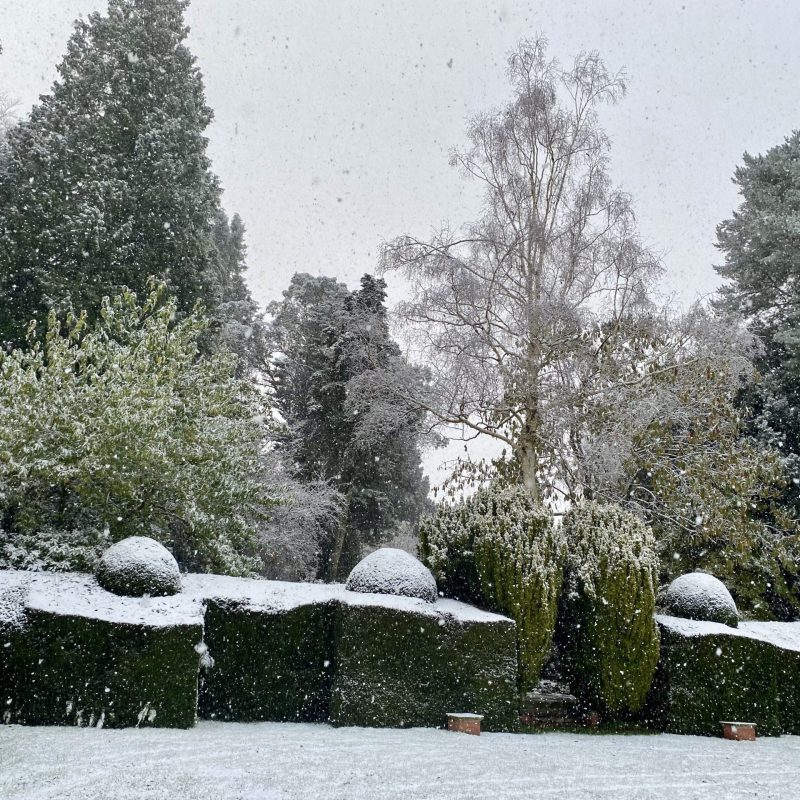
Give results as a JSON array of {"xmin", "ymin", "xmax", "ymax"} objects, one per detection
[
  {"xmin": 346, "ymin": 548, "xmax": 437, "ymax": 603},
  {"xmin": 0, "ymin": 285, "xmax": 279, "ymax": 576},
  {"xmin": 96, "ymin": 536, "xmax": 182, "ymax": 597},
  {"xmin": 264, "ymin": 273, "xmax": 433, "ymax": 580},
  {"xmin": 256, "ymin": 460, "xmax": 344, "ymax": 581},
  {"xmin": 380, "ymin": 38, "xmax": 753, "ymax": 514},
  {"xmin": 558, "ymin": 501, "xmax": 660, "ymax": 717},
  {"xmin": 663, "ymin": 572, "xmax": 739, "ymax": 628},
  {"xmin": 420, "ymin": 485, "xmax": 564, "ymax": 690},
  {"xmin": 0, "ymin": 0, "xmax": 234, "ymax": 344}
]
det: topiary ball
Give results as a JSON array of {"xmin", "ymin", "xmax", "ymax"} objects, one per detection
[
  {"xmin": 346, "ymin": 547, "xmax": 438, "ymax": 603},
  {"xmin": 96, "ymin": 536, "xmax": 182, "ymax": 597},
  {"xmin": 664, "ymin": 572, "xmax": 738, "ymax": 627}
]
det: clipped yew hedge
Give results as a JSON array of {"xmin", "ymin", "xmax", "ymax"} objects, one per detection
[
  {"xmin": 650, "ymin": 619, "xmax": 780, "ymax": 736},
  {"xmin": 330, "ymin": 600, "xmax": 518, "ymax": 731},
  {"xmin": 776, "ymin": 647, "xmax": 800, "ymax": 734},
  {"xmin": 199, "ymin": 598, "xmax": 337, "ymax": 722},
  {"xmin": 4, "ymin": 607, "xmax": 202, "ymax": 728}
]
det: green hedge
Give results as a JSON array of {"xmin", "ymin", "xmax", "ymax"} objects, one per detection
[
  {"xmin": 420, "ymin": 486, "xmax": 564, "ymax": 693},
  {"xmin": 199, "ymin": 598, "xmax": 337, "ymax": 722},
  {"xmin": 0, "ymin": 575, "xmax": 28, "ymax": 722},
  {"xmin": 558, "ymin": 502, "xmax": 660, "ymax": 719},
  {"xmin": 651, "ymin": 619, "xmax": 780, "ymax": 736},
  {"xmin": 4, "ymin": 607, "xmax": 202, "ymax": 728},
  {"xmin": 330, "ymin": 600, "xmax": 518, "ymax": 731},
  {"xmin": 2, "ymin": 570, "xmax": 519, "ymax": 731},
  {"xmin": 776, "ymin": 648, "xmax": 800, "ymax": 734}
]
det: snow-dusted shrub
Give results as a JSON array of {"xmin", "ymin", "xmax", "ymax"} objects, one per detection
[
  {"xmin": 663, "ymin": 572, "xmax": 738, "ymax": 627},
  {"xmin": 0, "ymin": 285, "xmax": 277, "ymax": 577},
  {"xmin": 653, "ymin": 616, "xmax": 781, "ymax": 736},
  {"xmin": 345, "ymin": 548, "xmax": 437, "ymax": 603},
  {"xmin": 558, "ymin": 501, "xmax": 660, "ymax": 718},
  {"xmin": 420, "ymin": 485, "xmax": 564, "ymax": 690},
  {"xmin": 96, "ymin": 537, "xmax": 182, "ymax": 597},
  {"xmin": 331, "ymin": 600, "xmax": 518, "ymax": 731},
  {"xmin": 0, "ymin": 571, "xmax": 201, "ymax": 728}
]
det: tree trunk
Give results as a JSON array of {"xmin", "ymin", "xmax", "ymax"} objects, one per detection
[
  {"xmin": 327, "ymin": 497, "xmax": 352, "ymax": 582},
  {"xmin": 518, "ymin": 421, "xmax": 540, "ymax": 503}
]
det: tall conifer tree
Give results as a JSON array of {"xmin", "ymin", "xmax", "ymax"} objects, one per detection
[
  {"xmin": 267, "ymin": 273, "xmax": 432, "ymax": 579},
  {"xmin": 0, "ymin": 0, "xmax": 234, "ymax": 342}
]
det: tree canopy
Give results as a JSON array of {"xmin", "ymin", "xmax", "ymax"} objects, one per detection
[
  {"xmin": 0, "ymin": 284, "xmax": 276, "ymax": 576},
  {"xmin": 0, "ymin": 0, "xmax": 242, "ymax": 344},
  {"xmin": 381, "ymin": 38, "xmax": 749, "ymax": 509},
  {"xmin": 266, "ymin": 273, "xmax": 433, "ymax": 579}
]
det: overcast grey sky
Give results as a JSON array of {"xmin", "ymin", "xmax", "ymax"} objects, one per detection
[{"xmin": 3, "ymin": 0, "xmax": 800, "ymax": 314}]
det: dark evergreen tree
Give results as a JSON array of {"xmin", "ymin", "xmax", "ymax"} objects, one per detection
[
  {"xmin": 0, "ymin": 0, "xmax": 237, "ymax": 343},
  {"xmin": 716, "ymin": 131, "xmax": 800, "ymax": 516},
  {"xmin": 267, "ymin": 273, "xmax": 432, "ymax": 580}
]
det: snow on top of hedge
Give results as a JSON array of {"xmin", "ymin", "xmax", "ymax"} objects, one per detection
[
  {"xmin": 14, "ymin": 571, "xmax": 203, "ymax": 629},
  {"xmin": 0, "ymin": 569, "xmax": 513, "ymax": 628},
  {"xmin": 345, "ymin": 548, "xmax": 438, "ymax": 603},
  {"xmin": 657, "ymin": 614, "xmax": 800, "ymax": 653},
  {"xmin": 183, "ymin": 572, "xmax": 507, "ymax": 623}
]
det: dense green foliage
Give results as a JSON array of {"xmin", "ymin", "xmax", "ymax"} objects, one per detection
[
  {"xmin": 267, "ymin": 273, "xmax": 432, "ymax": 579},
  {"xmin": 2, "ymin": 605, "xmax": 201, "ymax": 728},
  {"xmin": 420, "ymin": 485, "xmax": 564, "ymax": 691},
  {"xmin": 200, "ymin": 599, "xmax": 337, "ymax": 722},
  {"xmin": 0, "ymin": 285, "xmax": 276, "ymax": 575},
  {"xmin": 776, "ymin": 647, "xmax": 800, "ymax": 734},
  {"xmin": 330, "ymin": 603, "xmax": 518, "ymax": 731},
  {"xmin": 715, "ymin": 131, "xmax": 800, "ymax": 531},
  {"xmin": 558, "ymin": 502, "xmax": 660, "ymax": 718},
  {"xmin": 652, "ymin": 622, "xmax": 781, "ymax": 736},
  {"xmin": 628, "ymin": 384, "xmax": 800, "ymax": 620},
  {"xmin": 0, "ymin": 0, "xmax": 246, "ymax": 344}
]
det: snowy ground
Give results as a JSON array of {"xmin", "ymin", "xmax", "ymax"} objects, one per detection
[{"xmin": 1, "ymin": 721, "xmax": 799, "ymax": 800}]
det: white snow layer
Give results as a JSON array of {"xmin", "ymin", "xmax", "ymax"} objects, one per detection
[
  {"xmin": 345, "ymin": 547, "xmax": 438, "ymax": 603},
  {"xmin": 1, "ymin": 721, "xmax": 800, "ymax": 800},
  {"xmin": 663, "ymin": 572, "xmax": 738, "ymax": 625},
  {"xmin": 0, "ymin": 570, "xmax": 510, "ymax": 628},
  {"xmin": 0, "ymin": 571, "xmax": 28, "ymax": 630},
  {"xmin": 25, "ymin": 572, "xmax": 203, "ymax": 628},
  {"xmin": 96, "ymin": 535, "xmax": 182, "ymax": 596},
  {"xmin": 657, "ymin": 614, "xmax": 800, "ymax": 653}
]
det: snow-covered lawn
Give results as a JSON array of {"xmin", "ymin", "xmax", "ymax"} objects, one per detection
[{"xmin": 1, "ymin": 721, "xmax": 799, "ymax": 800}]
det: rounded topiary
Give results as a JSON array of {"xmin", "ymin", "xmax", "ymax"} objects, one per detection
[
  {"xmin": 664, "ymin": 572, "xmax": 738, "ymax": 627},
  {"xmin": 346, "ymin": 547, "xmax": 438, "ymax": 603},
  {"xmin": 96, "ymin": 536, "xmax": 182, "ymax": 597},
  {"xmin": 420, "ymin": 485, "xmax": 564, "ymax": 691},
  {"xmin": 558, "ymin": 501, "xmax": 660, "ymax": 718}
]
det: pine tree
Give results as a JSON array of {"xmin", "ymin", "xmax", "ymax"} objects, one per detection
[
  {"xmin": 267, "ymin": 273, "xmax": 432, "ymax": 580},
  {"xmin": 0, "ymin": 0, "xmax": 229, "ymax": 343},
  {"xmin": 716, "ymin": 131, "xmax": 800, "ymax": 517}
]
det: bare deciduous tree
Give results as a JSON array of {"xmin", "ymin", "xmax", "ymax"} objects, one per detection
[{"xmin": 381, "ymin": 38, "xmax": 751, "ymax": 504}]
